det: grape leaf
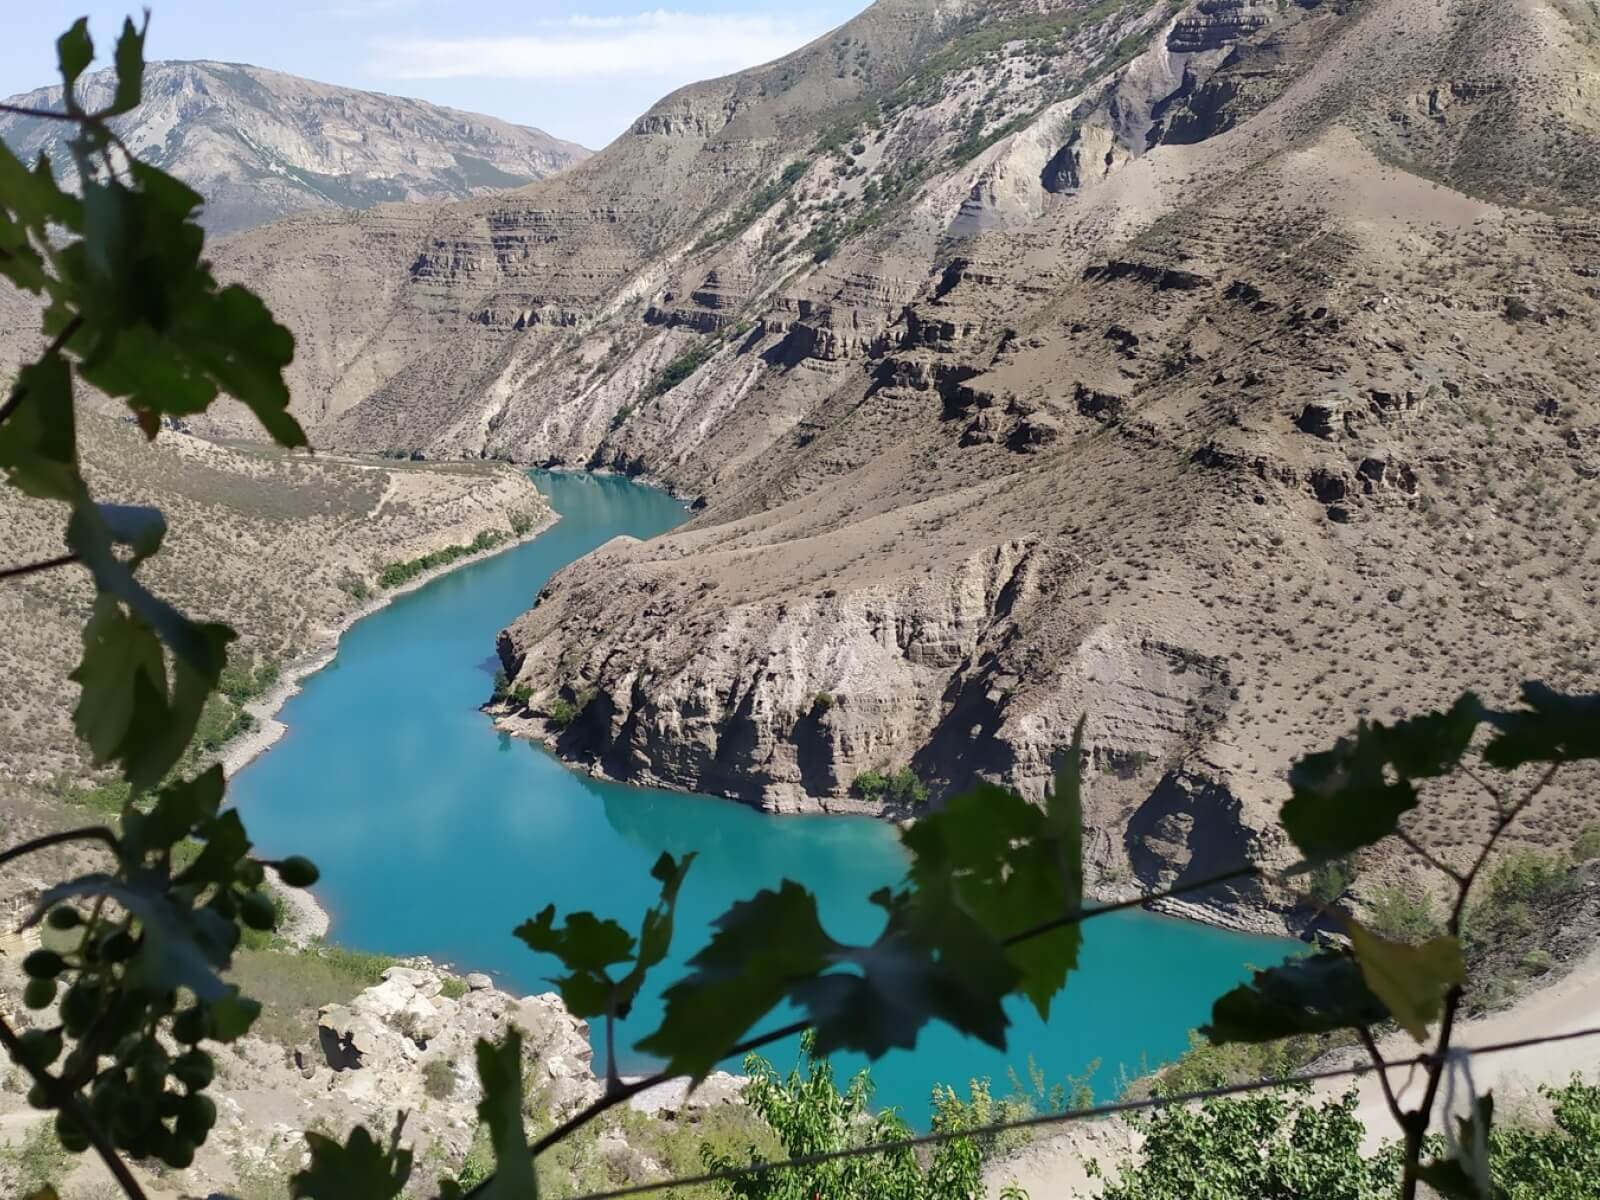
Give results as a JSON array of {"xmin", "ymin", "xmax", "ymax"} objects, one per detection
[
  {"xmin": 1417, "ymin": 1095, "xmax": 1502, "ymax": 1200},
  {"xmin": 176, "ymin": 810, "xmax": 253, "ymax": 888},
  {"xmin": 1204, "ymin": 951, "xmax": 1388, "ymax": 1043},
  {"xmin": 67, "ymin": 591, "xmax": 233, "ymax": 790},
  {"xmin": 902, "ymin": 722, "xmax": 1084, "ymax": 1021},
  {"xmin": 27, "ymin": 874, "xmax": 234, "ymax": 1002},
  {"xmin": 1347, "ymin": 922, "xmax": 1462, "ymax": 1042},
  {"xmin": 513, "ymin": 852, "xmax": 694, "ymax": 1022},
  {"xmin": 1483, "ymin": 684, "xmax": 1600, "ymax": 768},
  {"xmin": 106, "ymin": 14, "xmax": 148, "ymax": 116},
  {"xmin": 0, "ymin": 355, "xmax": 80, "ymax": 502},
  {"xmin": 637, "ymin": 881, "xmax": 836, "ymax": 1080},
  {"xmin": 1384, "ymin": 694, "xmax": 1483, "ymax": 778},
  {"xmin": 475, "ymin": 1032, "xmax": 538, "ymax": 1199},
  {"xmin": 1283, "ymin": 729, "xmax": 1418, "ymax": 860},
  {"xmin": 122, "ymin": 767, "xmax": 226, "ymax": 862},
  {"xmin": 799, "ymin": 888, "xmax": 1014, "ymax": 1059},
  {"xmin": 294, "ymin": 1121, "xmax": 413, "ymax": 1200},
  {"xmin": 1284, "ymin": 696, "xmax": 1483, "ymax": 861},
  {"xmin": 56, "ymin": 19, "xmax": 93, "ymax": 92}
]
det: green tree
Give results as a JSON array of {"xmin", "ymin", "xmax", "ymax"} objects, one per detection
[
  {"xmin": 704, "ymin": 1036, "xmax": 1027, "ymax": 1200},
  {"xmin": 1092, "ymin": 1088, "xmax": 1397, "ymax": 1200}
]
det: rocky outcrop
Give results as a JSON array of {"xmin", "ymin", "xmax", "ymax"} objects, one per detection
[{"xmin": 315, "ymin": 964, "xmax": 604, "ymax": 1117}]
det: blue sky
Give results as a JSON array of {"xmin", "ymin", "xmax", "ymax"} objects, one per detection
[{"xmin": 2, "ymin": 2, "xmax": 866, "ymax": 149}]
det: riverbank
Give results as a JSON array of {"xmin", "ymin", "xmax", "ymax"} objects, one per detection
[{"xmin": 222, "ymin": 508, "xmax": 560, "ymax": 943}]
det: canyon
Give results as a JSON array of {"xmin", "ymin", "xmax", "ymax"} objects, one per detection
[{"xmin": 191, "ymin": 0, "xmax": 1600, "ymax": 931}]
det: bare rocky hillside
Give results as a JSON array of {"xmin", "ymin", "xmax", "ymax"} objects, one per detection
[
  {"xmin": 0, "ymin": 417, "xmax": 548, "ymax": 782},
  {"xmin": 76, "ymin": 0, "xmax": 1600, "ymax": 929},
  {"xmin": 0, "ymin": 61, "xmax": 589, "ymax": 235}
]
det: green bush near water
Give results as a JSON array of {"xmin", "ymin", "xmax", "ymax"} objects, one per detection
[
  {"xmin": 377, "ymin": 529, "xmax": 508, "ymax": 589},
  {"xmin": 851, "ymin": 766, "xmax": 929, "ymax": 808}
]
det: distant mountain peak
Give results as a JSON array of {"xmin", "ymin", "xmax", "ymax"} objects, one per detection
[{"xmin": 0, "ymin": 60, "xmax": 591, "ymax": 235}]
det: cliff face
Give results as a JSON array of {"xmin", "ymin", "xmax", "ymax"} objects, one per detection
[
  {"xmin": 208, "ymin": 0, "xmax": 1598, "ymax": 925},
  {"xmin": 0, "ymin": 62, "xmax": 589, "ymax": 235}
]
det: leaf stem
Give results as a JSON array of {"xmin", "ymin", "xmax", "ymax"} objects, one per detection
[
  {"xmin": 1395, "ymin": 831, "xmax": 1463, "ymax": 885},
  {"xmin": 0, "ymin": 315, "xmax": 85, "ymax": 429},
  {"xmin": 0, "ymin": 1013, "xmax": 149, "ymax": 1200},
  {"xmin": 0, "ymin": 553, "xmax": 79, "ymax": 582},
  {"xmin": 0, "ymin": 826, "xmax": 119, "ymax": 872},
  {"xmin": 0, "ymin": 102, "xmax": 76, "ymax": 121},
  {"xmin": 1357, "ymin": 1025, "xmax": 1405, "ymax": 1129},
  {"xmin": 1399, "ymin": 760, "xmax": 1561, "ymax": 1199},
  {"xmin": 467, "ymin": 860, "xmax": 1267, "ymax": 1198}
]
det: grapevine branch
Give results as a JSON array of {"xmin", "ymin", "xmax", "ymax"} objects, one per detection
[
  {"xmin": 464, "ymin": 860, "xmax": 1266, "ymax": 1199},
  {"xmin": 0, "ymin": 1013, "xmax": 150, "ymax": 1200},
  {"xmin": 0, "ymin": 826, "xmax": 118, "ymax": 870},
  {"xmin": 0, "ymin": 315, "xmax": 86, "ymax": 429},
  {"xmin": 0, "ymin": 554, "xmax": 80, "ymax": 581},
  {"xmin": 1392, "ymin": 761, "xmax": 1562, "ymax": 1200}
]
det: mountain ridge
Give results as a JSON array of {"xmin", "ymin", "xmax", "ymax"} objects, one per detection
[{"xmin": 0, "ymin": 60, "xmax": 590, "ymax": 234}]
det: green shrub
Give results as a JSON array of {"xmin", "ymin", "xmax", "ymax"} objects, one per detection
[
  {"xmin": 440, "ymin": 977, "xmax": 469, "ymax": 1000},
  {"xmin": 0, "ymin": 1122, "xmax": 71, "ymax": 1193},
  {"xmin": 548, "ymin": 687, "xmax": 594, "ymax": 729},
  {"xmin": 1464, "ymin": 848, "xmax": 1578, "ymax": 960},
  {"xmin": 1365, "ymin": 885, "xmax": 1444, "ymax": 944},
  {"xmin": 650, "ymin": 342, "xmax": 716, "ymax": 397},
  {"xmin": 1521, "ymin": 948, "xmax": 1556, "ymax": 976},
  {"xmin": 811, "ymin": 692, "xmax": 835, "ymax": 715},
  {"xmin": 1575, "ymin": 824, "xmax": 1600, "ymax": 861},
  {"xmin": 851, "ymin": 766, "xmax": 928, "ymax": 808},
  {"xmin": 852, "ymin": 769, "xmax": 891, "ymax": 799},
  {"xmin": 377, "ymin": 529, "xmax": 507, "ymax": 589},
  {"xmin": 703, "ymin": 1038, "xmax": 1026, "ymax": 1200},
  {"xmin": 1307, "ymin": 859, "xmax": 1353, "ymax": 905}
]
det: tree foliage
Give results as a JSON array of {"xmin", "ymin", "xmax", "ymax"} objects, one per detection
[{"xmin": 703, "ymin": 1036, "xmax": 1029, "ymax": 1200}]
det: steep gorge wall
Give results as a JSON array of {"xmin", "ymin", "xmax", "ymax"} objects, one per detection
[{"xmin": 216, "ymin": 0, "xmax": 1600, "ymax": 927}]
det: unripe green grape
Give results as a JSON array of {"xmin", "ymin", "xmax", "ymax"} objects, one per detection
[
  {"xmin": 239, "ymin": 890, "xmax": 276, "ymax": 931},
  {"xmin": 26, "ymin": 1082, "xmax": 50, "ymax": 1110},
  {"xmin": 171, "ymin": 1006, "xmax": 206, "ymax": 1045},
  {"xmin": 161, "ymin": 1134, "xmax": 196, "ymax": 1170},
  {"xmin": 23, "ymin": 977, "xmax": 57, "ymax": 1010},
  {"xmin": 172, "ymin": 1049, "xmax": 214, "ymax": 1091},
  {"xmin": 101, "ymin": 929, "xmax": 137, "ymax": 963},
  {"xmin": 134, "ymin": 1048, "xmax": 169, "ymax": 1095},
  {"xmin": 22, "ymin": 949, "xmax": 65, "ymax": 979},
  {"xmin": 177, "ymin": 1092, "xmax": 216, "ymax": 1141},
  {"xmin": 17, "ymin": 1028, "xmax": 62, "ymax": 1069},
  {"xmin": 60, "ymin": 982, "xmax": 100, "ymax": 1036},
  {"xmin": 274, "ymin": 856, "xmax": 320, "ymax": 888},
  {"xmin": 54, "ymin": 1110, "xmax": 90, "ymax": 1153}
]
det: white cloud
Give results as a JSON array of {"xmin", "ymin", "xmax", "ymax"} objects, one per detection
[{"xmin": 367, "ymin": 9, "xmax": 830, "ymax": 82}]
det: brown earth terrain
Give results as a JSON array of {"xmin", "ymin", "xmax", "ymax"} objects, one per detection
[
  {"xmin": 0, "ymin": 416, "xmax": 548, "ymax": 783},
  {"xmin": 171, "ymin": 0, "xmax": 1600, "ymax": 931}
]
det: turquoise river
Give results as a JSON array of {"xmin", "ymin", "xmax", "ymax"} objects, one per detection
[{"xmin": 234, "ymin": 470, "xmax": 1287, "ymax": 1123}]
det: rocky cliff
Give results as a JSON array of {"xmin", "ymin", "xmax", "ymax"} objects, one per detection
[
  {"xmin": 0, "ymin": 62, "xmax": 589, "ymax": 235},
  {"xmin": 204, "ymin": 0, "xmax": 1598, "ymax": 928}
]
